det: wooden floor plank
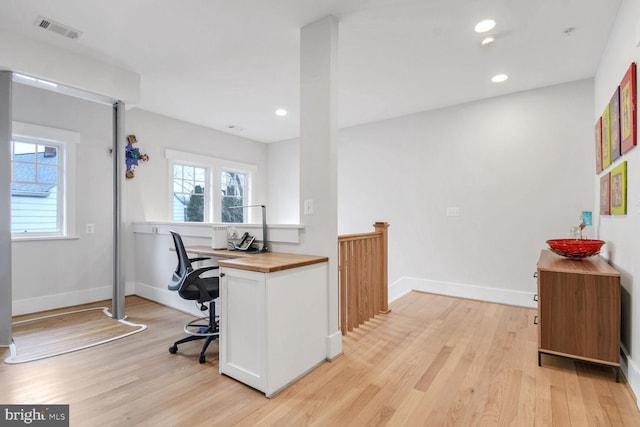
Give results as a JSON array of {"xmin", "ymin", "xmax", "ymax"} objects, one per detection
[{"xmin": 1, "ymin": 292, "xmax": 639, "ymax": 426}]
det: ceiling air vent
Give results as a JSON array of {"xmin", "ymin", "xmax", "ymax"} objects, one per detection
[{"xmin": 34, "ymin": 16, "xmax": 82, "ymax": 40}]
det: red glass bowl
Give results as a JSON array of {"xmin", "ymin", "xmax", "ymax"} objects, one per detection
[{"xmin": 546, "ymin": 239, "xmax": 605, "ymax": 260}]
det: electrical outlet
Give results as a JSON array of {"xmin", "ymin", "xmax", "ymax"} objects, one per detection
[{"xmin": 86, "ymin": 224, "xmax": 95, "ymax": 234}]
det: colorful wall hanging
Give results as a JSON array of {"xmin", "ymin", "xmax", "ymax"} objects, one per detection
[
  {"xmin": 610, "ymin": 161, "xmax": 627, "ymax": 215},
  {"xmin": 125, "ymin": 134, "xmax": 149, "ymax": 179},
  {"xmin": 620, "ymin": 62, "xmax": 636, "ymax": 154},
  {"xmin": 595, "ymin": 117, "xmax": 603, "ymax": 174},
  {"xmin": 601, "ymin": 104, "xmax": 611, "ymax": 169},
  {"xmin": 600, "ymin": 172, "xmax": 610, "ymax": 215},
  {"xmin": 609, "ymin": 86, "xmax": 621, "ymax": 162}
]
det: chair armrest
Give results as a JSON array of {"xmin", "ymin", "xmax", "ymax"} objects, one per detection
[
  {"xmin": 192, "ymin": 265, "xmax": 219, "ymax": 276},
  {"xmin": 184, "ymin": 266, "xmax": 220, "ymax": 303}
]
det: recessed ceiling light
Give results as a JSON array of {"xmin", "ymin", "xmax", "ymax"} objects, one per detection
[
  {"xmin": 275, "ymin": 109, "xmax": 287, "ymax": 116},
  {"xmin": 475, "ymin": 19, "xmax": 496, "ymax": 33},
  {"xmin": 481, "ymin": 35, "xmax": 496, "ymax": 45},
  {"xmin": 491, "ymin": 74, "xmax": 509, "ymax": 83}
]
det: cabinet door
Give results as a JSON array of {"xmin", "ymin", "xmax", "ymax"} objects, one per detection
[
  {"xmin": 539, "ymin": 270, "xmax": 619, "ymax": 363},
  {"xmin": 219, "ymin": 267, "xmax": 266, "ymax": 391}
]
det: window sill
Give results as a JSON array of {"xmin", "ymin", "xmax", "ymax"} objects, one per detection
[
  {"xmin": 11, "ymin": 235, "xmax": 81, "ymax": 242},
  {"xmin": 132, "ymin": 221, "xmax": 303, "ymax": 245}
]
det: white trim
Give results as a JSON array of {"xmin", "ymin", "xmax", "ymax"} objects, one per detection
[
  {"xmin": 12, "ymin": 121, "xmax": 81, "ymax": 145},
  {"xmin": 10, "ymin": 121, "xmax": 78, "ymax": 237},
  {"xmin": 134, "ymin": 281, "xmax": 212, "ymax": 318},
  {"xmin": 165, "ymin": 148, "xmax": 258, "ymax": 223},
  {"xmin": 165, "ymin": 149, "xmax": 257, "ymax": 173},
  {"xmin": 132, "ymin": 221, "xmax": 303, "ymax": 244},
  {"xmin": 390, "ymin": 276, "xmax": 537, "ymax": 308},
  {"xmin": 11, "ymin": 282, "xmax": 136, "ymax": 316},
  {"xmin": 621, "ymin": 344, "xmax": 640, "ymax": 410}
]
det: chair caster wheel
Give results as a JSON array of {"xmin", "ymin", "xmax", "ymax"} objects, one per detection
[
  {"xmin": 199, "ymin": 354, "xmax": 206, "ymax": 363},
  {"xmin": 169, "ymin": 345, "xmax": 177, "ymax": 354}
]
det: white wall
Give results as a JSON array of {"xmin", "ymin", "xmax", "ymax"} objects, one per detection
[
  {"xmin": 267, "ymin": 138, "xmax": 299, "ymax": 223},
  {"xmin": 123, "ymin": 108, "xmax": 269, "ymax": 224},
  {"xmin": 593, "ymin": 0, "xmax": 640, "ymax": 402},
  {"xmin": 11, "ymin": 83, "xmax": 115, "ymax": 315},
  {"xmin": 338, "ymin": 80, "xmax": 594, "ymax": 306},
  {"xmin": 123, "ymin": 108, "xmax": 269, "ymax": 307},
  {"xmin": 268, "ymin": 80, "xmax": 595, "ymax": 307}
]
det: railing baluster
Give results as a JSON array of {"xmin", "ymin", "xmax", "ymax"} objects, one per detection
[{"xmin": 338, "ymin": 222, "xmax": 390, "ymax": 335}]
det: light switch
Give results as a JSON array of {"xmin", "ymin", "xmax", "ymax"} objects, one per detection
[
  {"xmin": 446, "ymin": 207, "xmax": 460, "ymax": 217},
  {"xmin": 304, "ymin": 199, "xmax": 314, "ymax": 215}
]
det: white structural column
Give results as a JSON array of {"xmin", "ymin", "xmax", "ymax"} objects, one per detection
[
  {"xmin": 299, "ymin": 16, "xmax": 342, "ymax": 358},
  {"xmin": 0, "ymin": 71, "xmax": 12, "ymax": 346}
]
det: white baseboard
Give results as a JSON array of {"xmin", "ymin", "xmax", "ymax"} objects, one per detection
[
  {"xmin": 134, "ymin": 281, "xmax": 215, "ymax": 318},
  {"xmin": 621, "ymin": 345, "xmax": 640, "ymax": 409},
  {"xmin": 390, "ymin": 276, "xmax": 537, "ymax": 308},
  {"xmin": 12, "ymin": 282, "xmax": 136, "ymax": 316},
  {"xmin": 326, "ymin": 330, "xmax": 343, "ymax": 360}
]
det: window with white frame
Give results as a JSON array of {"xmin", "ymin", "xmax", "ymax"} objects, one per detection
[
  {"xmin": 173, "ymin": 163, "xmax": 207, "ymax": 222},
  {"xmin": 10, "ymin": 122, "xmax": 78, "ymax": 238},
  {"xmin": 166, "ymin": 150, "xmax": 255, "ymax": 223}
]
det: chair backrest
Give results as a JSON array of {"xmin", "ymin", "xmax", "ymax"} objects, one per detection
[{"xmin": 169, "ymin": 231, "xmax": 193, "ymax": 291}]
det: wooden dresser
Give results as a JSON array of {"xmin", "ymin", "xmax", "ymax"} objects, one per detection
[{"xmin": 536, "ymin": 250, "xmax": 621, "ymax": 381}]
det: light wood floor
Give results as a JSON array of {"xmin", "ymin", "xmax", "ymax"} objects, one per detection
[{"xmin": 1, "ymin": 292, "xmax": 639, "ymax": 426}]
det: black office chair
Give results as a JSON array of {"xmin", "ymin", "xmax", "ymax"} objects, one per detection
[{"xmin": 168, "ymin": 230, "xmax": 220, "ymax": 363}]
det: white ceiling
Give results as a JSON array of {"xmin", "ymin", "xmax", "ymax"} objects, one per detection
[{"xmin": 0, "ymin": 0, "xmax": 621, "ymax": 142}]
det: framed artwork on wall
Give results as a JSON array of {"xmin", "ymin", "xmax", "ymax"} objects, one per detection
[
  {"xmin": 610, "ymin": 86, "xmax": 621, "ymax": 162},
  {"xmin": 610, "ymin": 161, "xmax": 627, "ymax": 215},
  {"xmin": 600, "ymin": 172, "xmax": 610, "ymax": 215},
  {"xmin": 595, "ymin": 117, "xmax": 603, "ymax": 174},
  {"xmin": 601, "ymin": 104, "xmax": 611, "ymax": 169},
  {"xmin": 621, "ymin": 62, "xmax": 636, "ymax": 154}
]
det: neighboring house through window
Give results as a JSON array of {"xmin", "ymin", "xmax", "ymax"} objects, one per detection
[
  {"xmin": 10, "ymin": 122, "xmax": 79, "ymax": 238},
  {"xmin": 166, "ymin": 149, "xmax": 255, "ymax": 223}
]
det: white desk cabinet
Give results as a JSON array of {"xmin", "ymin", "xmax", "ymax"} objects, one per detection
[{"xmin": 218, "ymin": 255, "xmax": 328, "ymax": 397}]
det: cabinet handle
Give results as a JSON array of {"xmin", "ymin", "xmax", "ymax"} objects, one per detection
[
  {"xmin": 533, "ymin": 315, "xmax": 539, "ymax": 325},
  {"xmin": 533, "ymin": 272, "xmax": 538, "ymax": 278},
  {"xmin": 533, "ymin": 294, "xmax": 538, "ymax": 302}
]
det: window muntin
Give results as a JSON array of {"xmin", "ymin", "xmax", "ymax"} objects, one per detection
[{"xmin": 11, "ymin": 139, "xmax": 64, "ymax": 235}]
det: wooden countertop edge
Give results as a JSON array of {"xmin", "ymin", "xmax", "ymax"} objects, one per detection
[
  {"xmin": 183, "ymin": 246, "xmax": 328, "ymax": 273},
  {"xmin": 218, "ymin": 256, "xmax": 328, "ymax": 273},
  {"xmin": 537, "ymin": 250, "xmax": 620, "ymax": 277}
]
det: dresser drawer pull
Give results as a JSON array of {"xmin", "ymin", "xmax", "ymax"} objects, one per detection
[
  {"xmin": 533, "ymin": 294, "xmax": 538, "ymax": 302},
  {"xmin": 533, "ymin": 315, "xmax": 539, "ymax": 325}
]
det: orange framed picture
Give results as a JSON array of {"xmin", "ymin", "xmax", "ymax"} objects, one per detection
[{"xmin": 621, "ymin": 63, "xmax": 636, "ymax": 154}]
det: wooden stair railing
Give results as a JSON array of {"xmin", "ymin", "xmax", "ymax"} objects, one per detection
[{"xmin": 338, "ymin": 222, "xmax": 390, "ymax": 335}]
